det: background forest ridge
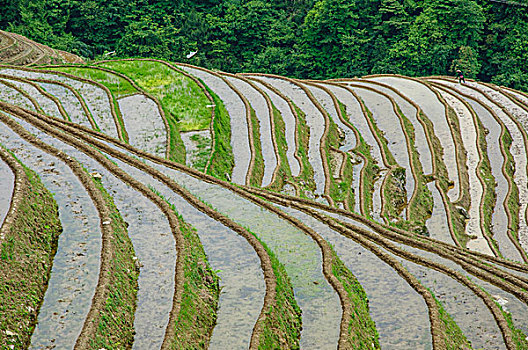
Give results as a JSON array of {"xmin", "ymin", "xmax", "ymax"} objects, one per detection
[{"xmin": 1, "ymin": 0, "xmax": 527, "ymax": 91}]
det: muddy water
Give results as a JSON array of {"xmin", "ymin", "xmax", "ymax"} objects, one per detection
[
  {"xmin": 3, "ymin": 78, "xmax": 62, "ymax": 118},
  {"xmin": 368, "ymin": 76, "xmax": 460, "ymax": 202},
  {"xmin": 93, "ymin": 151, "xmax": 265, "ymax": 349},
  {"xmin": 306, "ymin": 83, "xmax": 357, "ymax": 152},
  {"xmin": 0, "ymin": 79, "xmax": 37, "ymax": 111},
  {"xmin": 354, "ymin": 80, "xmax": 434, "ymax": 175},
  {"xmin": 0, "ymin": 68, "xmax": 119, "ymax": 139},
  {"xmin": 348, "ymin": 86, "xmax": 414, "ymax": 204},
  {"xmin": 317, "ymin": 209, "xmax": 512, "ymax": 349},
  {"xmin": 0, "ymin": 153, "xmax": 14, "ymax": 227},
  {"xmin": 249, "ymin": 75, "xmax": 327, "ymax": 197},
  {"xmin": 436, "ymin": 89, "xmax": 493, "ymax": 255},
  {"xmin": 426, "ymin": 182, "xmax": 456, "ymax": 245},
  {"xmin": 278, "ymin": 205, "xmax": 432, "ymax": 350},
  {"xmin": 37, "ymin": 82, "xmax": 93, "ymax": 128},
  {"xmin": 118, "ymin": 94, "xmax": 166, "ymax": 158},
  {"xmin": 0, "ymin": 115, "xmax": 101, "ymax": 350},
  {"xmin": 177, "ymin": 65, "xmax": 250, "ymax": 185},
  {"xmin": 94, "ymin": 137, "xmax": 342, "ymax": 349},
  {"xmin": 8, "ymin": 114, "xmax": 176, "ymax": 349},
  {"xmin": 225, "ymin": 75, "xmax": 278, "ymax": 187},
  {"xmin": 431, "ymin": 79, "xmax": 528, "ymax": 259},
  {"xmin": 454, "ymin": 93, "xmax": 516, "ymax": 260},
  {"xmin": 249, "ymin": 79, "xmax": 301, "ymax": 176},
  {"xmin": 472, "ymin": 83, "xmax": 528, "ymax": 253}
]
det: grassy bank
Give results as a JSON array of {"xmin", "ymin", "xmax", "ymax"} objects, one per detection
[
  {"xmin": 249, "ymin": 107, "xmax": 265, "ymax": 187},
  {"xmin": 430, "ymin": 291, "xmax": 473, "ymax": 350},
  {"xmin": 90, "ymin": 176, "xmax": 138, "ymax": 349},
  {"xmin": 330, "ymin": 247, "xmax": 380, "ymax": 348},
  {"xmin": 170, "ymin": 214, "xmax": 220, "ymax": 348},
  {"xmin": 0, "ymin": 157, "xmax": 62, "ymax": 349},
  {"xmin": 266, "ymin": 105, "xmax": 293, "ymax": 190},
  {"xmin": 206, "ymin": 85, "xmax": 234, "ymax": 181},
  {"xmin": 256, "ymin": 237, "xmax": 302, "ymax": 349}
]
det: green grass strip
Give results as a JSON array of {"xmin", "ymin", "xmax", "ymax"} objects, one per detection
[
  {"xmin": 429, "ymin": 290, "xmax": 473, "ymax": 350},
  {"xmin": 330, "ymin": 246, "xmax": 380, "ymax": 348},
  {"xmin": 206, "ymin": 85, "xmax": 234, "ymax": 181},
  {"xmin": 252, "ymin": 235, "xmax": 302, "ymax": 349},
  {"xmin": 98, "ymin": 60, "xmax": 211, "ymax": 131},
  {"xmin": 0, "ymin": 157, "xmax": 62, "ymax": 349},
  {"xmin": 170, "ymin": 215, "xmax": 220, "ymax": 348},
  {"xmin": 249, "ymin": 107, "xmax": 265, "ymax": 187},
  {"xmin": 266, "ymin": 105, "xmax": 293, "ymax": 191},
  {"xmin": 90, "ymin": 176, "xmax": 138, "ymax": 350}
]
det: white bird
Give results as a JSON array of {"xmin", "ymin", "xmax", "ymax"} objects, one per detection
[{"xmin": 186, "ymin": 51, "xmax": 197, "ymax": 59}]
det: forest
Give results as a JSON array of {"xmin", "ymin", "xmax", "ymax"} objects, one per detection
[{"xmin": 1, "ymin": 0, "xmax": 527, "ymax": 90}]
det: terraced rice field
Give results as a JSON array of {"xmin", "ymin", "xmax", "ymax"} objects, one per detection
[{"xmin": 1, "ymin": 53, "xmax": 528, "ymax": 350}]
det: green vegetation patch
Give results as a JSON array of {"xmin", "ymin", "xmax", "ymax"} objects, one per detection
[
  {"xmin": 0, "ymin": 159, "xmax": 62, "ymax": 349},
  {"xmin": 254, "ymin": 236, "xmax": 302, "ymax": 349},
  {"xmin": 266, "ymin": 105, "xmax": 292, "ymax": 190},
  {"xmin": 47, "ymin": 67, "xmax": 137, "ymax": 98},
  {"xmin": 188, "ymin": 133, "xmax": 212, "ymax": 173},
  {"xmin": 292, "ymin": 105, "xmax": 316, "ymax": 197},
  {"xmin": 90, "ymin": 176, "xmax": 138, "ymax": 350},
  {"xmin": 206, "ymin": 85, "xmax": 234, "ymax": 181},
  {"xmin": 98, "ymin": 60, "xmax": 211, "ymax": 131},
  {"xmin": 474, "ymin": 114, "xmax": 500, "ymax": 254},
  {"xmin": 249, "ymin": 107, "xmax": 265, "ymax": 187},
  {"xmin": 170, "ymin": 215, "xmax": 220, "ymax": 348},
  {"xmin": 430, "ymin": 290, "xmax": 473, "ymax": 350},
  {"xmin": 331, "ymin": 246, "xmax": 380, "ymax": 348}
]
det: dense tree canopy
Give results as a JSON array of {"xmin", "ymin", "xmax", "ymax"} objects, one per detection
[{"xmin": 2, "ymin": 0, "xmax": 528, "ymax": 90}]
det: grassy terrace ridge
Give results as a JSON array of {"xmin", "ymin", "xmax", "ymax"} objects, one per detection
[
  {"xmin": 97, "ymin": 60, "xmax": 211, "ymax": 163},
  {"xmin": 292, "ymin": 105, "xmax": 316, "ymax": 197},
  {"xmin": 89, "ymin": 175, "xmax": 138, "ymax": 350},
  {"xmin": 206, "ymin": 84, "xmax": 234, "ymax": 181},
  {"xmin": 429, "ymin": 290, "xmax": 473, "ymax": 350},
  {"xmin": 249, "ymin": 107, "xmax": 265, "ymax": 187},
  {"xmin": 266, "ymin": 104, "xmax": 293, "ymax": 191},
  {"xmin": 154, "ymin": 195, "xmax": 221, "ymax": 349},
  {"xmin": 324, "ymin": 105, "xmax": 355, "ymax": 208},
  {"xmin": 361, "ymin": 99, "xmax": 407, "ymax": 221},
  {"xmin": 330, "ymin": 246, "xmax": 380, "ymax": 349},
  {"xmin": 254, "ymin": 235, "xmax": 302, "ymax": 349},
  {"xmin": 0, "ymin": 153, "xmax": 62, "ymax": 349}
]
